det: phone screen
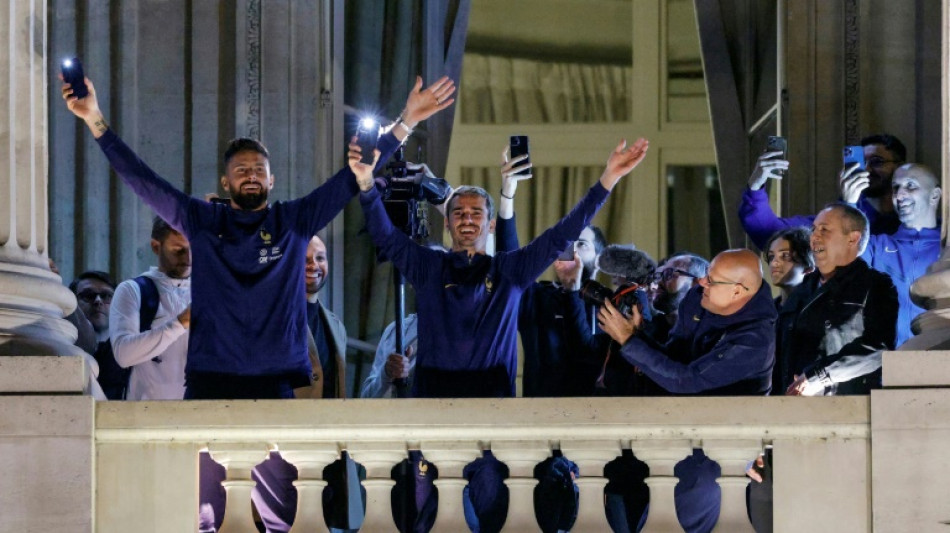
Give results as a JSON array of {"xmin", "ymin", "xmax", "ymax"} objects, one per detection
[
  {"xmin": 509, "ymin": 135, "xmax": 530, "ymax": 175},
  {"xmin": 356, "ymin": 118, "xmax": 380, "ymax": 165}
]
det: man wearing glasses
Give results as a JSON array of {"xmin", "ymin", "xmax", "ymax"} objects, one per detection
[
  {"xmin": 70, "ymin": 271, "xmax": 127, "ymax": 400},
  {"xmin": 739, "ymin": 134, "xmax": 905, "ymax": 250},
  {"xmin": 598, "ymin": 248, "xmax": 776, "ymax": 395}
]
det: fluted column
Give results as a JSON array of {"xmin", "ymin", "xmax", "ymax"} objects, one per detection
[
  {"xmin": 492, "ymin": 440, "xmax": 551, "ymax": 533},
  {"xmin": 281, "ymin": 444, "xmax": 339, "ymax": 533},
  {"xmin": 703, "ymin": 439, "xmax": 760, "ymax": 533},
  {"xmin": 209, "ymin": 443, "xmax": 271, "ymax": 533},
  {"xmin": 346, "ymin": 441, "xmax": 406, "ymax": 533},
  {"xmin": 560, "ymin": 440, "xmax": 621, "ymax": 532},
  {"xmin": 634, "ymin": 439, "xmax": 693, "ymax": 533},
  {"xmin": 422, "ymin": 441, "xmax": 482, "ymax": 533},
  {"xmin": 0, "ymin": 0, "xmax": 99, "ymax": 392}
]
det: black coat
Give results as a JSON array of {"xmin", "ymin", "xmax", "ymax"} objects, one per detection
[{"xmin": 775, "ymin": 258, "xmax": 898, "ymax": 395}]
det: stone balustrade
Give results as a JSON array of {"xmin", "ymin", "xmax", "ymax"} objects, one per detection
[{"xmin": 88, "ymin": 394, "xmax": 870, "ymax": 532}]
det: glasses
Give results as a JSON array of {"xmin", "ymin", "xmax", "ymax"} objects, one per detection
[
  {"xmin": 703, "ymin": 274, "xmax": 750, "ymax": 291},
  {"xmin": 650, "ymin": 268, "xmax": 695, "ymax": 284},
  {"xmin": 867, "ymin": 156, "xmax": 898, "ymax": 168},
  {"xmin": 77, "ymin": 290, "xmax": 113, "ymax": 304},
  {"xmin": 765, "ymin": 251, "xmax": 794, "ymax": 264}
]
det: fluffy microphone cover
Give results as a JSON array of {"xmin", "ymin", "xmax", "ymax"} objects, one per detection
[{"xmin": 596, "ymin": 245, "xmax": 657, "ymax": 284}]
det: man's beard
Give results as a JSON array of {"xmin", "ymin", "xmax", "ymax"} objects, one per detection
[
  {"xmin": 306, "ymin": 277, "xmax": 326, "ymax": 296},
  {"xmin": 232, "ymin": 188, "xmax": 268, "ymax": 210}
]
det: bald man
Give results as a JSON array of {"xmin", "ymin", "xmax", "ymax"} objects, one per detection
[
  {"xmin": 860, "ymin": 163, "xmax": 942, "ymax": 346},
  {"xmin": 599, "ymin": 248, "xmax": 777, "ymax": 395}
]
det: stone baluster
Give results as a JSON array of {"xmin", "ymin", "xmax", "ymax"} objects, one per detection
[
  {"xmin": 902, "ymin": 245, "xmax": 950, "ymax": 350},
  {"xmin": 559, "ymin": 440, "xmax": 621, "ymax": 532},
  {"xmin": 280, "ymin": 444, "xmax": 340, "ymax": 533},
  {"xmin": 346, "ymin": 441, "xmax": 406, "ymax": 533},
  {"xmin": 633, "ymin": 439, "xmax": 694, "ymax": 533},
  {"xmin": 703, "ymin": 439, "xmax": 762, "ymax": 533},
  {"xmin": 208, "ymin": 443, "xmax": 272, "ymax": 533},
  {"xmin": 423, "ymin": 441, "xmax": 483, "ymax": 533},
  {"xmin": 492, "ymin": 440, "xmax": 552, "ymax": 533}
]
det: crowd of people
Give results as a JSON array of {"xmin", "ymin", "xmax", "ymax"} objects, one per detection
[{"xmin": 60, "ymin": 68, "xmax": 941, "ymax": 533}]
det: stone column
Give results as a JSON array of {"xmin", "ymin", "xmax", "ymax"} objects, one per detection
[
  {"xmin": 902, "ymin": 246, "xmax": 950, "ymax": 350},
  {"xmin": 423, "ymin": 441, "xmax": 482, "ymax": 533},
  {"xmin": 0, "ymin": 0, "xmax": 98, "ymax": 389},
  {"xmin": 208, "ymin": 443, "xmax": 271, "ymax": 533},
  {"xmin": 281, "ymin": 444, "xmax": 339, "ymax": 533},
  {"xmin": 633, "ymin": 439, "xmax": 693, "ymax": 533},
  {"xmin": 703, "ymin": 439, "xmax": 761, "ymax": 533},
  {"xmin": 559, "ymin": 440, "xmax": 621, "ymax": 532},
  {"xmin": 346, "ymin": 441, "xmax": 406, "ymax": 533},
  {"xmin": 492, "ymin": 440, "xmax": 551, "ymax": 533}
]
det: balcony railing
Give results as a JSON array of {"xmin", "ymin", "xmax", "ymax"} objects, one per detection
[{"xmin": 7, "ymin": 354, "xmax": 950, "ymax": 532}]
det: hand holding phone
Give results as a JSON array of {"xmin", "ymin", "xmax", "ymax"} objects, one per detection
[
  {"xmin": 765, "ymin": 136, "xmax": 787, "ymax": 176},
  {"xmin": 748, "ymin": 136, "xmax": 789, "ymax": 191},
  {"xmin": 840, "ymin": 146, "xmax": 870, "ymax": 203},
  {"xmin": 61, "ymin": 57, "xmax": 88, "ymax": 99}
]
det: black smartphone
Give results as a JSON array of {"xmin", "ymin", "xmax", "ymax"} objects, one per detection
[
  {"xmin": 356, "ymin": 118, "xmax": 380, "ymax": 165},
  {"xmin": 557, "ymin": 241, "xmax": 576, "ymax": 261},
  {"xmin": 765, "ymin": 136, "xmax": 787, "ymax": 177},
  {"xmin": 843, "ymin": 145, "xmax": 865, "ymax": 171},
  {"xmin": 509, "ymin": 135, "xmax": 530, "ymax": 175},
  {"xmin": 61, "ymin": 57, "xmax": 88, "ymax": 100}
]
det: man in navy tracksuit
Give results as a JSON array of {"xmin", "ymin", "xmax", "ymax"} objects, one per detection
[
  {"xmin": 860, "ymin": 163, "xmax": 942, "ymax": 347},
  {"xmin": 350, "ymin": 137, "xmax": 649, "ymax": 533},
  {"xmin": 63, "ymin": 74, "xmax": 455, "ymax": 399}
]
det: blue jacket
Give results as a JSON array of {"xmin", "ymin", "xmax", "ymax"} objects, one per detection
[
  {"xmin": 618, "ymin": 282, "xmax": 777, "ymax": 395},
  {"xmin": 97, "ymin": 129, "xmax": 402, "ymax": 383},
  {"xmin": 360, "ymin": 183, "xmax": 610, "ymax": 397},
  {"xmin": 861, "ymin": 225, "xmax": 941, "ymax": 347},
  {"xmin": 738, "ymin": 187, "xmax": 900, "ymax": 250}
]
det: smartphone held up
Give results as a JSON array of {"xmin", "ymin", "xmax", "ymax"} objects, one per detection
[
  {"xmin": 509, "ymin": 135, "xmax": 530, "ymax": 175},
  {"xmin": 61, "ymin": 57, "xmax": 88, "ymax": 100},
  {"xmin": 356, "ymin": 117, "xmax": 380, "ymax": 165},
  {"xmin": 557, "ymin": 241, "xmax": 576, "ymax": 262},
  {"xmin": 765, "ymin": 136, "xmax": 787, "ymax": 177},
  {"xmin": 843, "ymin": 146, "xmax": 865, "ymax": 171}
]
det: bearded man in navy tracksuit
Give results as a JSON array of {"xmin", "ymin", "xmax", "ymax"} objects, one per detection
[{"xmin": 63, "ymin": 74, "xmax": 455, "ymax": 399}]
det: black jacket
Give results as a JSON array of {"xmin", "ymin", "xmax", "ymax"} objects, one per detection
[{"xmin": 775, "ymin": 258, "xmax": 898, "ymax": 395}]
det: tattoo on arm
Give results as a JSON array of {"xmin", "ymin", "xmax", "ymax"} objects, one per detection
[{"xmin": 93, "ymin": 118, "xmax": 108, "ymax": 135}]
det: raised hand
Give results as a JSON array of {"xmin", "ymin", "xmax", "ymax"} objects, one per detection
[
  {"xmin": 838, "ymin": 163, "xmax": 870, "ymax": 204},
  {"xmin": 61, "ymin": 76, "xmax": 109, "ymax": 138},
  {"xmin": 599, "ymin": 138, "xmax": 650, "ymax": 191},
  {"xmin": 348, "ymin": 137, "xmax": 380, "ymax": 192},
  {"xmin": 748, "ymin": 151, "xmax": 789, "ymax": 191},
  {"xmin": 401, "ymin": 76, "xmax": 457, "ymax": 127}
]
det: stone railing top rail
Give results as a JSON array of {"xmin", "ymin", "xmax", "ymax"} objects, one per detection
[{"xmin": 95, "ymin": 396, "xmax": 870, "ymax": 444}]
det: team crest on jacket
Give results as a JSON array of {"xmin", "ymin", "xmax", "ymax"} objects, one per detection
[
  {"xmin": 260, "ymin": 229, "xmax": 272, "ymax": 245},
  {"xmin": 485, "ymin": 275, "xmax": 493, "ymax": 293}
]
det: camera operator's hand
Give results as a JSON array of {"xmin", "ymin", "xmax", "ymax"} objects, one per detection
[
  {"xmin": 838, "ymin": 163, "xmax": 870, "ymax": 204},
  {"xmin": 599, "ymin": 138, "xmax": 650, "ymax": 191},
  {"xmin": 385, "ymin": 345, "xmax": 413, "ymax": 381},
  {"xmin": 348, "ymin": 137, "xmax": 381, "ymax": 192},
  {"xmin": 747, "ymin": 151, "xmax": 788, "ymax": 191},
  {"xmin": 394, "ymin": 76, "xmax": 456, "ymax": 141},
  {"xmin": 554, "ymin": 252, "xmax": 584, "ymax": 292},
  {"xmin": 61, "ymin": 76, "xmax": 110, "ymax": 139},
  {"xmin": 598, "ymin": 299, "xmax": 642, "ymax": 345}
]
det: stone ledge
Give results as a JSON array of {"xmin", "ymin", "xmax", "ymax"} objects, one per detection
[
  {"xmin": 0, "ymin": 356, "xmax": 87, "ymax": 393},
  {"xmin": 883, "ymin": 350, "xmax": 950, "ymax": 388}
]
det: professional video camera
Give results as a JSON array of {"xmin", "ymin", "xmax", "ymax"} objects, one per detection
[
  {"xmin": 379, "ymin": 146, "xmax": 451, "ymax": 242},
  {"xmin": 579, "ymin": 280, "xmax": 645, "ymax": 318}
]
